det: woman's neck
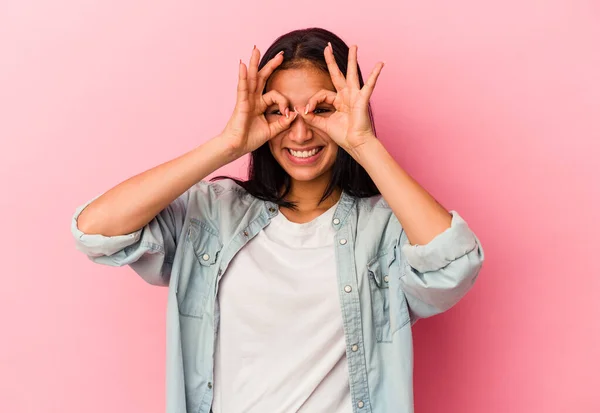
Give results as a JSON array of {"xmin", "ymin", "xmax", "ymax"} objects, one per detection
[
  {"xmin": 281, "ymin": 177, "xmax": 342, "ymax": 223},
  {"xmin": 279, "ymin": 177, "xmax": 341, "ymax": 223}
]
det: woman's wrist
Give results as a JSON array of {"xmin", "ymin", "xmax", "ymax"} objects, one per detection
[
  {"xmin": 208, "ymin": 134, "xmax": 246, "ymax": 165},
  {"xmin": 348, "ymin": 134, "xmax": 381, "ymax": 165}
]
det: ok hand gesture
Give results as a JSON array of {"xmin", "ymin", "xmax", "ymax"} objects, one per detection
[
  {"xmin": 296, "ymin": 44, "xmax": 384, "ymax": 159},
  {"xmin": 221, "ymin": 47, "xmax": 298, "ymax": 158}
]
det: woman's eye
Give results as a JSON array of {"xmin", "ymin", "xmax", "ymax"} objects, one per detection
[{"xmin": 266, "ymin": 107, "xmax": 330, "ymax": 116}]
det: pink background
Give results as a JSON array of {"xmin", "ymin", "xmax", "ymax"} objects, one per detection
[{"xmin": 1, "ymin": 0, "xmax": 598, "ymax": 412}]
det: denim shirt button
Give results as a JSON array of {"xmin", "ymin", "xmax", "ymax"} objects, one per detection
[
  {"xmin": 339, "ymin": 238, "xmax": 347, "ymax": 245},
  {"xmin": 333, "ymin": 218, "xmax": 340, "ymax": 225},
  {"xmin": 383, "ymin": 275, "xmax": 389, "ymax": 283},
  {"xmin": 344, "ymin": 285, "xmax": 352, "ymax": 293},
  {"xmin": 202, "ymin": 253, "xmax": 210, "ymax": 261},
  {"xmin": 351, "ymin": 344, "xmax": 359, "ymax": 352},
  {"xmin": 357, "ymin": 400, "xmax": 364, "ymax": 408}
]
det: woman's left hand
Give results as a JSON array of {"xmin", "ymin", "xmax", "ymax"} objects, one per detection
[{"xmin": 297, "ymin": 43, "xmax": 384, "ymax": 159}]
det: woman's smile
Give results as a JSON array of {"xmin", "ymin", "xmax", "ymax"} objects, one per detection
[{"xmin": 285, "ymin": 146, "xmax": 324, "ymax": 164}]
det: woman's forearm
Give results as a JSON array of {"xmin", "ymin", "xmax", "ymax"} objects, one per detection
[
  {"xmin": 77, "ymin": 135, "xmax": 237, "ymax": 237},
  {"xmin": 353, "ymin": 137, "xmax": 452, "ymax": 246}
]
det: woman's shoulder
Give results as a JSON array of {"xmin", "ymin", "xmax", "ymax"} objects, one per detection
[
  {"xmin": 187, "ymin": 178, "xmax": 250, "ymax": 201},
  {"xmin": 356, "ymin": 193, "xmax": 391, "ymax": 211},
  {"xmin": 184, "ymin": 178, "xmax": 260, "ymax": 236},
  {"xmin": 186, "ymin": 177, "xmax": 260, "ymax": 214},
  {"xmin": 355, "ymin": 194, "xmax": 401, "ymax": 229}
]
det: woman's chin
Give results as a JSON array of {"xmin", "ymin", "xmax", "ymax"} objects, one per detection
[{"xmin": 285, "ymin": 168, "xmax": 331, "ymax": 184}]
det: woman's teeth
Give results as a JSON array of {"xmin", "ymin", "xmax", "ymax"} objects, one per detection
[{"xmin": 288, "ymin": 148, "xmax": 321, "ymax": 158}]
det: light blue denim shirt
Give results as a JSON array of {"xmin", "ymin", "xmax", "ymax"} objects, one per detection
[{"xmin": 71, "ymin": 179, "xmax": 484, "ymax": 413}]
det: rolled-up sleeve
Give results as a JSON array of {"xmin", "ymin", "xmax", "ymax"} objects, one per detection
[
  {"xmin": 71, "ymin": 193, "xmax": 188, "ymax": 286},
  {"xmin": 397, "ymin": 211, "xmax": 484, "ymax": 320}
]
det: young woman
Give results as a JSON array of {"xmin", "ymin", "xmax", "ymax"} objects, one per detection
[{"xmin": 72, "ymin": 28, "xmax": 484, "ymax": 413}]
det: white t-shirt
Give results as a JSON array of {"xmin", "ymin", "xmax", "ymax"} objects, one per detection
[{"xmin": 212, "ymin": 203, "xmax": 351, "ymax": 413}]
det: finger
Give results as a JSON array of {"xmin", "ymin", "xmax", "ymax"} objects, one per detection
[
  {"xmin": 324, "ymin": 43, "xmax": 346, "ymax": 92},
  {"xmin": 256, "ymin": 50, "xmax": 285, "ymax": 93},
  {"xmin": 346, "ymin": 45, "xmax": 360, "ymax": 89},
  {"xmin": 269, "ymin": 110, "xmax": 298, "ymax": 136},
  {"xmin": 304, "ymin": 89, "xmax": 337, "ymax": 115},
  {"xmin": 236, "ymin": 60, "xmax": 249, "ymax": 106},
  {"xmin": 362, "ymin": 62, "xmax": 385, "ymax": 100},
  {"xmin": 296, "ymin": 105, "xmax": 328, "ymax": 133},
  {"xmin": 248, "ymin": 46, "xmax": 260, "ymax": 94},
  {"xmin": 261, "ymin": 90, "xmax": 290, "ymax": 118}
]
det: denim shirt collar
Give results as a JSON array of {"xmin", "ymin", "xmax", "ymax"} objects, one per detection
[{"xmin": 263, "ymin": 190, "xmax": 356, "ymax": 231}]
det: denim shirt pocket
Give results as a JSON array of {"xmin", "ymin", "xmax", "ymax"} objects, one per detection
[
  {"xmin": 367, "ymin": 252, "xmax": 393, "ymax": 342},
  {"xmin": 367, "ymin": 249, "xmax": 410, "ymax": 342},
  {"xmin": 389, "ymin": 246, "xmax": 411, "ymax": 332},
  {"xmin": 176, "ymin": 219, "xmax": 222, "ymax": 318}
]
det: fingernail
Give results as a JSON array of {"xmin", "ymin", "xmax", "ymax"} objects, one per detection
[
  {"xmin": 277, "ymin": 50, "xmax": 284, "ymax": 56},
  {"xmin": 328, "ymin": 42, "xmax": 332, "ymax": 50},
  {"xmin": 294, "ymin": 106, "xmax": 299, "ymax": 113},
  {"xmin": 253, "ymin": 45, "xmax": 256, "ymax": 50},
  {"xmin": 285, "ymin": 108, "xmax": 289, "ymax": 118},
  {"xmin": 304, "ymin": 104, "xmax": 309, "ymax": 115}
]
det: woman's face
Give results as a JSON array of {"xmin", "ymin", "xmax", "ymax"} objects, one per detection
[{"xmin": 265, "ymin": 65, "xmax": 338, "ymax": 185}]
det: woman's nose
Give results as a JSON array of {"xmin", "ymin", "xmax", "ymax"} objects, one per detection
[{"xmin": 288, "ymin": 114, "xmax": 312, "ymax": 143}]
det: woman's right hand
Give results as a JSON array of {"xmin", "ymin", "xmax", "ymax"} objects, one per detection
[{"xmin": 220, "ymin": 47, "xmax": 298, "ymax": 158}]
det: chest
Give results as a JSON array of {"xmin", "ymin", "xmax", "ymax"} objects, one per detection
[
  {"xmin": 219, "ymin": 228, "xmax": 338, "ymax": 316},
  {"xmin": 171, "ymin": 203, "xmax": 408, "ymax": 341}
]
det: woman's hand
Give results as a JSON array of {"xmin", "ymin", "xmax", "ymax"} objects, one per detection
[
  {"xmin": 220, "ymin": 47, "xmax": 298, "ymax": 158},
  {"xmin": 297, "ymin": 44, "xmax": 384, "ymax": 159}
]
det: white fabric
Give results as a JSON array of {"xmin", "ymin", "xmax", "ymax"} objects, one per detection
[{"xmin": 212, "ymin": 203, "xmax": 351, "ymax": 413}]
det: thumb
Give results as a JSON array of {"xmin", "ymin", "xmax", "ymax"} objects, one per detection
[
  {"xmin": 268, "ymin": 110, "xmax": 298, "ymax": 137},
  {"xmin": 296, "ymin": 106, "xmax": 328, "ymax": 132}
]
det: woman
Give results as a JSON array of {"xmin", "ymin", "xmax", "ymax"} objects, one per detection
[{"xmin": 72, "ymin": 28, "xmax": 484, "ymax": 413}]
